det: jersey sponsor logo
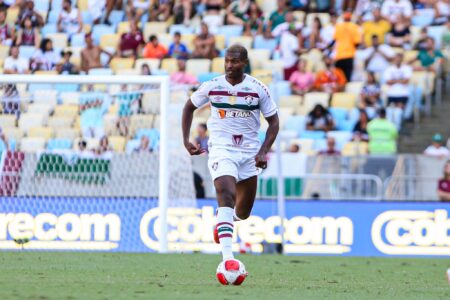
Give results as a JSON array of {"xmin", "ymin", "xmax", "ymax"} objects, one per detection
[
  {"xmin": 232, "ymin": 135, "xmax": 243, "ymax": 146},
  {"xmin": 217, "ymin": 109, "xmax": 252, "ymax": 119}
]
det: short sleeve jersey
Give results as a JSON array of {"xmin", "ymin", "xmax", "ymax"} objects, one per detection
[{"xmin": 190, "ymin": 74, "xmax": 277, "ymax": 152}]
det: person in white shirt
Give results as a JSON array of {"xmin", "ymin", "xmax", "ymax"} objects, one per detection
[
  {"xmin": 271, "ymin": 12, "xmax": 302, "ymax": 38},
  {"xmin": 280, "ymin": 23, "xmax": 303, "ymax": 80},
  {"xmin": 182, "ymin": 45, "xmax": 279, "ymax": 269},
  {"xmin": 3, "ymin": 45, "xmax": 30, "ymax": 74},
  {"xmin": 424, "ymin": 134, "xmax": 450, "ymax": 158},
  {"xmin": 383, "ymin": 52, "xmax": 412, "ymax": 108},
  {"xmin": 360, "ymin": 35, "xmax": 395, "ymax": 75},
  {"xmin": 57, "ymin": 0, "xmax": 82, "ymax": 39},
  {"xmin": 381, "ymin": 0, "xmax": 413, "ymax": 23}
]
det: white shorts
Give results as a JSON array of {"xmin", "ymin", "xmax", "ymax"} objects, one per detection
[{"xmin": 208, "ymin": 148, "xmax": 259, "ymax": 182}]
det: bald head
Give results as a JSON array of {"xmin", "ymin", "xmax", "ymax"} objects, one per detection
[{"xmin": 226, "ymin": 44, "xmax": 248, "ymax": 61}]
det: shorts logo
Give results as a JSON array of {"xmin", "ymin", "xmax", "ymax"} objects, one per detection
[
  {"xmin": 232, "ymin": 135, "xmax": 243, "ymax": 146},
  {"xmin": 218, "ymin": 109, "xmax": 251, "ymax": 119},
  {"xmin": 212, "ymin": 162, "xmax": 218, "ymax": 171},
  {"xmin": 244, "ymin": 95, "xmax": 253, "ymax": 106}
]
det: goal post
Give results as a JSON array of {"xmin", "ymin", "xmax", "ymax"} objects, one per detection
[{"xmin": 0, "ymin": 74, "xmax": 171, "ymax": 253}]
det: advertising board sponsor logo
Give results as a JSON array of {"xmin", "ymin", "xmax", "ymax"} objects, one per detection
[
  {"xmin": 371, "ymin": 210, "xmax": 450, "ymax": 255},
  {"xmin": 139, "ymin": 207, "xmax": 353, "ymax": 254},
  {"xmin": 0, "ymin": 213, "xmax": 121, "ymax": 250}
]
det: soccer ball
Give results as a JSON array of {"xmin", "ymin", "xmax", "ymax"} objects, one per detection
[{"xmin": 216, "ymin": 259, "xmax": 248, "ymax": 285}]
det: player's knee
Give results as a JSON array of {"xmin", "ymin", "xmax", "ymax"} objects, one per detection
[
  {"xmin": 235, "ymin": 210, "xmax": 250, "ymax": 220},
  {"xmin": 216, "ymin": 187, "xmax": 235, "ymax": 206}
]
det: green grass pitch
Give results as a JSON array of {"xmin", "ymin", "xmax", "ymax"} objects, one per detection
[{"xmin": 0, "ymin": 252, "xmax": 448, "ymax": 300}]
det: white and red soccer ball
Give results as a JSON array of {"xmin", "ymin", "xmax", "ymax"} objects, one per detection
[{"xmin": 216, "ymin": 259, "xmax": 248, "ymax": 285}]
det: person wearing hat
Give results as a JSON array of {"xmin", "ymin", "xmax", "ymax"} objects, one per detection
[{"xmin": 424, "ymin": 133, "xmax": 450, "ymax": 158}]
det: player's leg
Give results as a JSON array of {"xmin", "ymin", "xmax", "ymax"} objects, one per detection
[{"xmin": 234, "ymin": 176, "xmax": 257, "ymax": 221}]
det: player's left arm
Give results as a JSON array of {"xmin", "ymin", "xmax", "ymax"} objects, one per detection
[{"xmin": 255, "ymin": 113, "xmax": 279, "ymax": 169}]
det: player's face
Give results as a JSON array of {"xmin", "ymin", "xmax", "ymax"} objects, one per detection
[{"xmin": 225, "ymin": 52, "xmax": 246, "ymax": 79}]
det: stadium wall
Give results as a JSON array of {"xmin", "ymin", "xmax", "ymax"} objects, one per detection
[{"xmin": 1, "ymin": 197, "xmax": 449, "ymax": 257}]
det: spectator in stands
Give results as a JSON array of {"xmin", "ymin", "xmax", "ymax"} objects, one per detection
[
  {"xmin": 414, "ymin": 27, "xmax": 430, "ymax": 50},
  {"xmin": 271, "ymin": 11, "xmax": 302, "ymax": 39},
  {"xmin": 0, "ymin": 9, "xmax": 14, "ymax": 46},
  {"xmin": 410, "ymin": 37, "xmax": 444, "ymax": 72},
  {"xmin": 141, "ymin": 63, "xmax": 151, "ymax": 75},
  {"xmin": 16, "ymin": 16, "xmax": 39, "ymax": 46},
  {"xmin": 126, "ymin": 0, "xmax": 150, "ymax": 22},
  {"xmin": 387, "ymin": 16, "xmax": 411, "ymax": 49},
  {"xmin": 243, "ymin": 1, "xmax": 264, "ymax": 37},
  {"xmin": 0, "ymin": 1, "xmax": 9, "ymax": 10},
  {"xmin": 424, "ymin": 133, "xmax": 450, "ymax": 157},
  {"xmin": 170, "ymin": 58, "xmax": 198, "ymax": 85},
  {"xmin": 77, "ymin": 140, "xmax": 94, "ymax": 158},
  {"xmin": 168, "ymin": 32, "xmax": 189, "ymax": 59},
  {"xmin": 432, "ymin": 0, "xmax": 450, "ymax": 25},
  {"xmin": 95, "ymin": 136, "xmax": 113, "ymax": 158},
  {"xmin": 226, "ymin": 0, "xmax": 251, "ymax": 25},
  {"xmin": 280, "ymin": 23, "xmax": 303, "ymax": 80},
  {"xmin": 437, "ymin": 160, "xmax": 450, "ymax": 201},
  {"xmin": 268, "ymin": 0, "xmax": 288, "ymax": 30},
  {"xmin": 18, "ymin": 0, "xmax": 44, "ymax": 28},
  {"xmin": 360, "ymin": 72, "xmax": 381, "ymax": 113},
  {"xmin": 172, "ymin": 0, "xmax": 193, "ymax": 26},
  {"xmin": 306, "ymin": 104, "xmax": 335, "ymax": 132},
  {"xmin": 289, "ymin": 59, "xmax": 315, "ymax": 96},
  {"xmin": 361, "ymin": 8, "xmax": 391, "ymax": 47},
  {"xmin": 57, "ymin": 0, "xmax": 83, "ymax": 40},
  {"xmin": 314, "ymin": 56, "xmax": 347, "ymax": 93},
  {"xmin": 31, "ymin": 38, "xmax": 60, "ymax": 72},
  {"xmin": 150, "ymin": 0, "xmax": 173, "ymax": 22},
  {"xmin": 333, "ymin": 11, "xmax": 361, "ymax": 81},
  {"xmin": 381, "ymin": 0, "xmax": 413, "ymax": 23},
  {"xmin": 192, "ymin": 22, "xmax": 216, "ymax": 59},
  {"xmin": 134, "ymin": 135, "xmax": 153, "ymax": 153},
  {"xmin": 288, "ymin": 143, "xmax": 300, "ymax": 153},
  {"xmin": 384, "ymin": 52, "xmax": 412, "ymax": 110},
  {"xmin": 367, "ymin": 108, "xmax": 398, "ymax": 154},
  {"xmin": 352, "ymin": 109, "xmax": 370, "ymax": 142},
  {"xmin": 4, "ymin": 45, "xmax": 29, "ymax": 74},
  {"xmin": 57, "ymin": 49, "xmax": 78, "ymax": 74},
  {"xmin": 81, "ymin": 33, "xmax": 113, "ymax": 73},
  {"xmin": 143, "ymin": 35, "xmax": 168, "ymax": 59},
  {"xmin": 195, "ymin": 123, "xmax": 209, "ymax": 153},
  {"xmin": 117, "ymin": 19, "xmax": 144, "ymax": 59},
  {"xmin": 355, "ymin": 0, "xmax": 383, "ymax": 22},
  {"xmin": 361, "ymin": 35, "xmax": 395, "ymax": 76},
  {"xmin": 304, "ymin": 17, "xmax": 324, "ymax": 50},
  {"xmin": 200, "ymin": 0, "xmax": 223, "ymax": 34},
  {"xmin": 319, "ymin": 137, "xmax": 341, "ymax": 156}
]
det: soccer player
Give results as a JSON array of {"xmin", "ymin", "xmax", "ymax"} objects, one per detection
[{"xmin": 182, "ymin": 45, "xmax": 279, "ymax": 263}]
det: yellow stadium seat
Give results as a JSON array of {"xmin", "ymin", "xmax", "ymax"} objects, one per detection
[
  {"xmin": 331, "ymin": 92, "xmax": 357, "ymax": 110},
  {"xmin": 215, "ymin": 35, "xmax": 226, "ymax": 50},
  {"xmin": 55, "ymin": 128, "xmax": 80, "ymax": 140},
  {"xmin": 156, "ymin": 33, "xmax": 172, "ymax": 48},
  {"xmin": 290, "ymin": 138, "xmax": 314, "ymax": 153},
  {"xmin": 279, "ymin": 95, "xmax": 302, "ymax": 109},
  {"xmin": 28, "ymin": 127, "xmax": 54, "ymax": 140},
  {"xmin": 342, "ymin": 142, "xmax": 369, "ymax": 156},
  {"xmin": 20, "ymin": 137, "xmax": 46, "ymax": 152},
  {"xmin": 248, "ymin": 49, "xmax": 271, "ymax": 69},
  {"xmin": 144, "ymin": 22, "xmax": 169, "ymax": 38},
  {"xmin": 261, "ymin": 60, "xmax": 284, "ymax": 76},
  {"xmin": 117, "ymin": 21, "xmax": 130, "ymax": 35},
  {"xmin": 60, "ymin": 92, "xmax": 80, "ymax": 105},
  {"xmin": 104, "ymin": 114, "xmax": 118, "ymax": 136},
  {"xmin": 181, "ymin": 34, "xmax": 195, "ymax": 51},
  {"xmin": 83, "ymin": 24, "xmax": 91, "ymax": 34},
  {"xmin": 2, "ymin": 127, "xmax": 23, "ymax": 141},
  {"xmin": 141, "ymin": 92, "xmax": 160, "ymax": 114},
  {"xmin": 186, "ymin": 59, "xmax": 211, "ymax": 77},
  {"xmin": 77, "ymin": 0, "xmax": 89, "ymax": 11},
  {"xmin": 33, "ymin": 90, "xmax": 58, "ymax": 105},
  {"xmin": 135, "ymin": 58, "xmax": 160, "ymax": 72},
  {"xmin": 297, "ymin": 92, "xmax": 330, "ymax": 115},
  {"xmin": 110, "ymin": 57, "xmax": 135, "ymax": 73},
  {"xmin": 0, "ymin": 115, "xmax": 16, "ymax": 128},
  {"xmin": 27, "ymin": 103, "xmax": 54, "ymax": 117},
  {"xmin": 0, "ymin": 45, "xmax": 10, "ymax": 60},
  {"xmin": 410, "ymin": 26, "xmax": 422, "ymax": 47},
  {"xmin": 229, "ymin": 36, "xmax": 253, "ymax": 50},
  {"xmin": 411, "ymin": 71, "xmax": 435, "ymax": 96},
  {"xmin": 47, "ymin": 33, "xmax": 68, "ymax": 49},
  {"xmin": 251, "ymin": 69, "xmax": 273, "ymax": 85},
  {"xmin": 100, "ymin": 33, "xmax": 120, "ymax": 49},
  {"xmin": 34, "ymin": 70, "xmax": 58, "ymax": 75},
  {"xmin": 54, "ymin": 104, "xmax": 79, "ymax": 118},
  {"xmin": 6, "ymin": 7, "xmax": 19, "ymax": 25},
  {"xmin": 404, "ymin": 50, "xmax": 418, "ymax": 63},
  {"xmin": 18, "ymin": 113, "xmax": 47, "ymax": 133},
  {"xmin": 48, "ymin": 116, "xmax": 74, "ymax": 130},
  {"xmin": 211, "ymin": 57, "xmax": 225, "ymax": 73},
  {"xmin": 108, "ymin": 136, "xmax": 126, "ymax": 153},
  {"xmin": 345, "ymin": 81, "xmax": 364, "ymax": 103},
  {"xmin": 160, "ymin": 58, "xmax": 178, "ymax": 74},
  {"xmin": 129, "ymin": 115, "xmax": 154, "ymax": 137}
]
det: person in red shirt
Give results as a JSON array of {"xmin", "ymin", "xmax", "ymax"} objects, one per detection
[
  {"xmin": 319, "ymin": 137, "xmax": 341, "ymax": 156},
  {"xmin": 117, "ymin": 20, "xmax": 144, "ymax": 58},
  {"xmin": 438, "ymin": 160, "xmax": 450, "ymax": 202},
  {"xmin": 142, "ymin": 35, "xmax": 168, "ymax": 59}
]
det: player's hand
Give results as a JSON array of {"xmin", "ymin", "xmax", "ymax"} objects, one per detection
[
  {"xmin": 255, "ymin": 152, "xmax": 268, "ymax": 169},
  {"xmin": 184, "ymin": 141, "xmax": 205, "ymax": 156}
]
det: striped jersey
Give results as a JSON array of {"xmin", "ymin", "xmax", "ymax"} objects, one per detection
[{"xmin": 190, "ymin": 74, "xmax": 277, "ymax": 152}]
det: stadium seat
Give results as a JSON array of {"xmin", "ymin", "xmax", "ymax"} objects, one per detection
[
  {"xmin": 156, "ymin": 33, "xmax": 172, "ymax": 48},
  {"xmin": 251, "ymin": 69, "xmax": 273, "ymax": 85},
  {"xmin": 411, "ymin": 71, "xmax": 435, "ymax": 96},
  {"xmin": 428, "ymin": 26, "xmax": 445, "ymax": 49},
  {"xmin": 28, "ymin": 127, "xmax": 54, "ymax": 140},
  {"xmin": 129, "ymin": 115, "xmax": 154, "ymax": 137},
  {"xmin": 283, "ymin": 115, "xmax": 306, "ymax": 136},
  {"xmin": 55, "ymin": 128, "xmax": 80, "ymax": 140},
  {"xmin": 19, "ymin": 46, "xmax": 36, "ymax": 60},
  {"xmin": 345, "ymin": 81, "xmax": 364, "ymax": 101},
  {"xmin": 41, "ymin": 24, "xmax": 58, "ymax": 37},
  {"xmin": 47, "ymin": 10, "xmax": 60, "ymax": 24},
  {"xmin": 81, "ymin": 11, "xmax": 93, "ymax": 25},
  {"xmin": 248, "ymin": 49, "xmax": 271, "ymax": 69},
  {"xmin": 228, "ymin": 36, "xmax": 253, "ymax": 49},
  {"xmin": 108, "ymin": 10, "xmax": 125, "ymax": 26},
  {"xmin": 100, "ymin": 33, "xmax": 120, "ymax": 49},
  {"xmin": 181, "ymin": 34, "xmax": 195, "ymax": 52},
  {"xmin": 48, "ymin": 116, "xmax": 74, "ymax": 130},
  {"xmin": 89, "ymin": 68, "xmax": 113, "ymax": 75},
  {"xmin": 34, "ymin": 0, "xmax": 50, "ymax": 12},
  {"xmin": 2, "ymin": 128, "xmax": 23, "ymax": 141},
  {"xmin": 0, "ymin": 45, "xmax": 9, "ymax": 60},
  {"xmin": 54, "ymin": 104, "xmax": 79, "ymax": 118},
  {"xmin": 218, "ymin": 25, "xmax": 244, "ymax": 45},
  {"xmin": 271, "ymin": 81, "xmax": 292, "ymax": 99},
  {"xmin": 342, "ymin": 141, "xmax": 369, "ymax": 156},
  {"xmin": 198, "ymin": 72, "xmax": 221, "ymax": 83},
  {"xmin": 260, "ymin": 60, "xmax": 284, "ymax": 80},
  {"xmin": 108, "ymin": 136, "xmax": 126, "ymax": 153},
  {"xmin": 117, "ymin": 21, "xmax": 130, "ymax": 35},
  {"xmin": 328, "ymin": 107, "xmax": 348, "ymax": 131},
  {"xmin": 186, "ymin": 59, "xmax": 211, "ymax": 77},
  {"xmin": 27, "ymin": 103, "xmax": 54, "ymax": 117},
  {"xmin": 103, "ymin": 114, "xmax": 118, "ymax": 136},
  {"xmin": 169, "ymin": 25, "xmax": 194, "ymax": 35},
  {"xmin": 326, "ymin": 131, "xmax": 353, "ymax": 150},
  {"xmin": 211, "ymin": 57, "xmax": 225, "ymax": 73},
  {"xmin": 125, "ymin": 139, "xmax": 140, "ymax": 154},
  {"xmin": 77, "ymin": 0, "xmax": 89, "ymax": 11},
  {"xmin": 253, "ymin": 35, "xmax": 278, "ymax": 52},
  {"xmin": 301, "ymin": 130, "xmax": 326, "ymax": 140},
  {"xmin": 300, "ymin": 92, "xmax": 330, "ymax": 116},
  {"xmin": 33, "ymin": 90, "xmax": 58, "ymax": 106},
  {"xmin": 215, "ymin": 35, "xmax": 226, "ymax": 50},
  {"xmin": 0, "ymin": 115, "xmax": 16, "ymax": 128},
  {"xmin": 136, "ymin": 128, "xmax": 160, "ymax": 149},
  {"xmin": 19, "ymin": 113, "xmax": 47, "ymax": 133},
  {"xmin": 60, "ymin": 92, "xmax": 80, "ymax": 105},
  {"xmin": 47, "ymin": 138, "xmax": 73, "ymax": 151},
  {"xmin": 313, "ymin": 138, "xmax": 328, "ymax": 151},
  {"xmin": 110, "ymin": 57, "xmax": 135, "ymax": 73},
  {"xmin": 331, "ymin": 92, "xmax": 357, "ymax": 110},
  {"xmin": 20, "ymin": 137, "xmax": 46, "ymax": 152},
  {"xmin": 55, "ymin": 83, "xmax": 79, "ymax": 93},
  {"xmin": 144, "ymin": 22, "xmax": 169, "ymax": 38},
  {"xmin": 412, "ymin": 10, "xmax": 434, "ymax": 27},
  {"xmin": 135, "ymin": 58, "xmax": 160, "ymax": 72},
  {"xmin": 279, "ymin": 95, "xmax": 302, "ymax": 109},
  {"xmin": 92, "ymin": 25, "xmax": 115, "ymax": 44},
  {"xmin": 141, "ymin": 92, "xmax": 160, "ymax": 114},
  {"xmin": 70, "ymin": 33, "xmax": 86, "ymax": 47}
]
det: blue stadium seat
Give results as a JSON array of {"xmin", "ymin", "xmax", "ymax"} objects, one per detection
[
  {"xmin": 41, "ymin": 24, "xmax": 58, "ymax": 37},
  {"xmin": 253, "ymin": 36, "xmax": 278, "ymax": 52},
  {"xmin": 326, "ymin": 131, "xmax": 353, "ymax": 151},
  {"xmin": 329, "ymin": 107, "xmax": 348, "ymax": 130},
  {"xmin": 92, "ymin": 25, "xmax": 115, "ymax": 45},
  {"xmin": 218, "ymin": 25, "xmax": 243, "ymax": 45},
  {"xmin": 19, "ymin": 46, "xmax": 36, "ymax": 60},
  {"xmin": 108, "ymin": 10, "xmax": 125, "ymax": 27},
  {"xmin": 28, "ymin": 84, "xmax": 53, "ymax": 92},
  {"xmin": 136, "ymin": 128, "xmax": 160, "ymax": 150},
  {"xmin": 313, "ymin": 138, "xmax": 327, "ymax": 151},
  {"xmin": 428, "ymin": 26, "xmax": 445, "ymax": 49},
  {"xmin": 125, "ymin": 139, "xmax": 140, "ymax": 154},
  {"xmin": 169, "ymin": 25, "xmax": 194, "ymax": 35},
  {"xmin": 301, "ymin": 130, "xmax": 326, "ymax": 140},
  {"xmin": 47, "ymin": 138, "xmax": 73, "ymax": 151},
  {"xmin": 47, "ymin": 10, "xmax": 60, "ymax": 24},
  {"xmin": 198, "ymin": 72, "xmax": 221, "ymax": 83},
  {"xmin": 55, "ymin": 83, "xmax": 79, "ymax": 92},
  {"xmin": 271, "ymin": 81, "xmax": 292, "ymax": 99},
  {"xmin": 34, "ymin": 0, "xmax": 50, "ymax": 12},
  {"xmin": 412, "ymin": 11, "xmax": 434, "ymax": 27},
  {"xmin": 152, "ymin": 69, "xmax": 169, "ymax": 76},
  {"xmin": 70, "ymin": 33, "xmax": 86, "ymax": 47},
  {"xmin": 51, "ymin": 0, "xmax": 75, "ymax": 9},
  {"xmin": 284, "ymin": 115, "xmax": 306, "ymax": 136},
  {"xmin": 81, "ymin": 11, "xmax": 93, "ymax": 26}
]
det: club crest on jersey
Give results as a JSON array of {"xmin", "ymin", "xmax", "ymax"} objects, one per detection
[
  {"xmin": 244, "ymin": 95, "xmax": 253, "ymax": 106},
  {"xmin": 212, "ymin": 162, "xmax": 218, "ymax": 171},
  {"xmin": 232, "ymin": 135, "xmax": 244, "ymax": 146},
  {"xmin": 218, "ymin": 109, "xmax": 251, "ymax": 119}
]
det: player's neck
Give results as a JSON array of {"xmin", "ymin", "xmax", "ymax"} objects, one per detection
[{"xmin": 225, "ymin": 74, "xmax": 245, "ymax": 86}]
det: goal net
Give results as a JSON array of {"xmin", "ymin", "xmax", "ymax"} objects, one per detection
[{"xmin": 0, "ymin": 74, "xmax": 197, "ymax": 253}]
